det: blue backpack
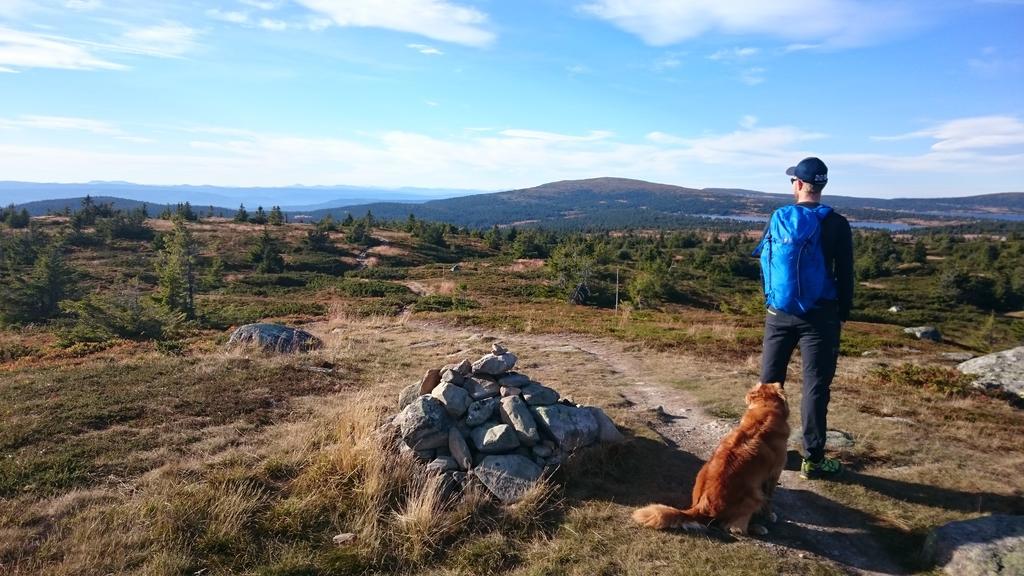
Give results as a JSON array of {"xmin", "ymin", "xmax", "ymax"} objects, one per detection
[{"xmin": 753, "ymin": 204, "xmax": 836, "ymax": 315}]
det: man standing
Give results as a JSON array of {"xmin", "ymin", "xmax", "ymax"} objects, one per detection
[{"xmin": 755, "ymin": 157, "xmax": 854, "ymax": 480}]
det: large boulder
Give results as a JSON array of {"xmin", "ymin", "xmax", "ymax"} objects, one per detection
[
  {"xmin": 473, "ymin": 455, "xmax": 543, "ymax": 504},
  {"xmin": 924, "ymin": 515, "xmax": 1024, "ymax": 575},
  {"xmin": 469, "ymin": 423, "xmax": 520, "ymax": 454},
  {"xmin": 431, "ymin": 381, "xmax": 471, "ymax": 418},
  {"xmin": 499, "ymin": 396, "xmax": 541, "ymax": 446},
  {"xmin": 521, "ymin": 382, "xmax": 559, "ymax": 406},
  {"xmin": 465, "ymin": 397, "xmax": 498, "ymax": 427},
  {"xmin": 473, "ymin": 352, "xmax": 518, "ymax": 376},
  {"xmin": 904, "ymin": 326, "xmax": 942, "ymax": 342},
  {"xmin": 227, "ymin": 323, "xmax": 321, "ymax": 352},
  {"xmin": 958, "ymin": 346, "xmax": 1024, "ymax": 401},
  {"xmin": 532, "ymin": 404, "xmax": 599, "ymax": 452},
  {"xmin": 397, "ymin": 396, "xmax": 453, "ymax": 450},
  {"xmin": 586, "ymin": 406, "xmax": 625, "ymax": 443},
  {"xmin": 448, "ymin": 427, "xmax": 472, "ymax": 470},
  {"xmin": 464, "ymin": 376, "xmax": 501, "ymax": 401}
]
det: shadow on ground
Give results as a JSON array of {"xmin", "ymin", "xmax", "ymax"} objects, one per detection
[{"xmin": 564, "ymin": 438, "xmax": 919, "ymax": 574}]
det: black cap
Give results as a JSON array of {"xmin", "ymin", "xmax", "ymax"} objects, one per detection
[{"xmin": 786, "ymin": 157, "xmax": 828, "ymax": 184}]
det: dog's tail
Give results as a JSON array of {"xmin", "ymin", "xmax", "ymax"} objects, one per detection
[{"xmin": 632, "ymin": 504, "xmax": 710, "ymax": 531}]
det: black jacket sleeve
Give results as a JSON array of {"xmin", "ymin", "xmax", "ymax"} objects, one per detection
[{"xmin": 834, "ymin": 216, "xmax": 854, "ymax": 321}]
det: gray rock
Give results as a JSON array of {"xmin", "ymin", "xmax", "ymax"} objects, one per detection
[
  {"xmin": 453, "ymin": 359, "xmax": 473, "ymax": 376},
  {"xmin": 449, "ymin": 427, "xmax": 472, "ymax": 471},
  {"xmin": 958, "ymin": 346, "xmax": 1024, "ymax": 400},
  {"xmin": 425, "ymin": 456, "xmax": 458, "ymax": 474},
  {"xmin": 498, "ymin": 372, "xmax": 531, "ymax": 388},
  {"xmin": 464, "ymin": 376, "xmax": 501, "ymax": 400},
  {"xmin": 941, "ymin": 352, "xmax": 975, "ymax": 362},
  {"xmin": 491, "ymin": 343, "xmax": 507, "ymax": 355},
  {"xmin": 473, "ymin": 352, "xmax": 518, "ymax": 376},
  {"xmin": 418, "ymin": 369, "xmax": 441, "ymax": 395},
  {"xmin": 521, "ymin": 383, "xmax": 559, "ymax": 406},
  {"xmin": 924, "ymin": 514, "xmax": 1024, "ymax": 576},
  {"xmin": 531, "ymin": 443, "xmax": 553, "ymax": 458},
  {"xmin": 472, "ymin": 455, "xmax": 542, "ymax": 504},
  {"xmin": 904, "ymin": 326, "xmax": 942, "ymax": 342},
  {"xmin": 826, "ymin": 429, "xmax": 855, "ymax": 450},
  {"xmin": 227, "ymin": 323, "xmax": 322, "ymax": 352},
  {"xmin": 465, "ymin": 397, "xmax": 498, "ymax": 427},
  {"xmin": 397, "ymin": 384, "xmax": 421, "ymax": 410},
  {"xmin": 499, "ymin": 396, "xmax": 541, "ymax": 446},
  {"xmin": 586, "ymin": 406, "xmax": 625, "ymax": 443},
  {"xmin": 532, "ymin": 404, "xmax": 599, "ymax": 452},
  {"xmin": 440, "ymin": 368, "xmax": 465, "ymax": 386},
  {"xmin": 788, "ymin": 428, "xmax": 855, "ymax": 451},
  {"xmin": 431, "ymin": 381, "xmax": 471, "ymax": 418},
  {"xmin": 470, "ymin": 423, "xmax": 521, "ymax": 453},
  {"xmin": 500, "ymin": 386, "xmax": 522, "ymax": 398},
  {"xmin": 397, "ymin": 396, "xmax": 453, "ymax": 450},
  {"xmin": 888, "ymin": 305, "xmax": 903, "ymax": 313}
]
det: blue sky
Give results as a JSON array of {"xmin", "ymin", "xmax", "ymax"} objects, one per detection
[{"xmin": 0, "ymin": 0, "xmax": 1022, "ymax": 198}]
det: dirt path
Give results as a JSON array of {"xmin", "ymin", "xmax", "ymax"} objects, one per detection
[{"xmin": 405, "ymin": 320, "xmax": 906, "ymax": 576}]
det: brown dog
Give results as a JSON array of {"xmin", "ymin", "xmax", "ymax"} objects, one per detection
[{"xmin": 633, "ymin": 382, "xmax": 790, "ymax": 535}]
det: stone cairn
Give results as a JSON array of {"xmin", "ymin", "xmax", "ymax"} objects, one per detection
[{"xmin": 390, "ymin": 343, "xmax": 624, "ymax": 504}]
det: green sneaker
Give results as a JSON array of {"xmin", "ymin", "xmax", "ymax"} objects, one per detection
[{"xmin": 800, "ymin": 457, "xmax": 843, "ymax": 480}]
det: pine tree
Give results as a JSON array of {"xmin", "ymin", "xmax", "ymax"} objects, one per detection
[
  {"xmin": 0, "ymin": 240, "xmax": 72, "ymax": 325},
  {"xmin": 251, "ymin": 206, "xmax": 268, "ymax": 225},
  {"xmin": 234, "ymin": 204, "xmax": 249, "ymax": 223},
  {"xmin": 268, "ymin": 206, "xmax": 284, "ymax": 226},
  {"xmin": 249, "ymin": 228, "xmax": 285, "ymax": 273},
  {"xmin": 155, "ymin": 218, "xmax": 198, "ymax": 318}
]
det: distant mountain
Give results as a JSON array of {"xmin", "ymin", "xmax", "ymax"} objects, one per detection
[
  {"xmin": 0, "ymin": 181, "xmax": 484, "ymax": 209},
  {"xmin": 10, "ymin": 177, "xmax": 1023, "ymax": 229},
  {"xmin": 300, "ymin": 177, "xmax": 1024, "ymax": 229},
  {"xmin": 13, "ymin": 196, "xmax": 236, "ymax": 217}
]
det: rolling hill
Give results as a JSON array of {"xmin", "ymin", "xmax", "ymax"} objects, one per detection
[
  {"xmin": 301, "ymin": 177, "xmax": 1024, "ymax": 229},
  {"xmin": 10, "ymin": 177, "xmax": 1024, "ymax": 229}
]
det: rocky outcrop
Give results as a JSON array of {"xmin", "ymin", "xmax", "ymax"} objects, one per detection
[
  {"xmin": 958, "ymin": 346, "xmax": 1024, "ymax": 401},
  {"xmin": 904, "ymin": 326, "xmax": 942, "ymax": 342},
  {"xmin": 924, "ymin": 514, "xmax": 1024, "ymax": 575},
  {"xmin": 227, "ymin": 323, "xmax": 321, "ymax": 352},
  {"xmin": 388, "ymin": 343, "xmax": 623, "ymax": 503}
]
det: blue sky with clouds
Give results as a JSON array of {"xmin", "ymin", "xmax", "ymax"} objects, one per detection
[{"xmin": 0, "ymin": 0, "xmax": 1022, "ymax": 198}]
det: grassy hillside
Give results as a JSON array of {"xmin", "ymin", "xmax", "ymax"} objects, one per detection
[{"xmin": 1, "ymin": 211, "xmax": 1022, "ymax": 575}]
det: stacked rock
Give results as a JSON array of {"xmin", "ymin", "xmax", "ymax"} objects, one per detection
[{"xmin": 392, "ymin": 343, "xmax": 624, "ymax": 504}]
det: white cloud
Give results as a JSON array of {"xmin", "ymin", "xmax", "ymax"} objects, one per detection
[
  {"xmin": 499, "ymin": 129, "xmax": 613, "ymax": 142},
  {"xmin": 117, "ymin": 22, "xmax": 198, "ymax": 58},
  {"xmin": 240, "ymin": 0, "xmax": 280, "ymax": 9},
  {"xmin": 0, "ymin": 114, "xmax": 123, "ymax": 135},
  {"xmin": 0, "ymin": 26, "xmax": 126, "ymax": 71},
  {"xmin": 579, "ymin": 0, "xmax": 916, "ymax": 48},
  {"xmin": 0, "ymin": 66, "xmax": 18, "ymax": 72},
  {"xmin": 294, "ymin": 0, "xmax": 495, "ymax": 47},
  {"xmin": 407, "ymin": 43, "xmax": 443, "ymax": 55},
  {"xmin": 1, "ymin": 119, "xmax": 1019, "ymax": 194},
  {"xmin": 566, "ymin": 64, "xmax": 590, "ymax": 75},
  {"xmin": 708, "ymin": 46, "xmax": 758, "ymax": 60},
  {"xmin": 739, "ymin": 67, "xmax": 765, "ymax": 85},
  {"xmin": 65, "ymin": 0, "xmax": 102, "ymax": 11},
  {"xmin": 207, "ymin": 9, "xmax": 249, "ymax": 24},
  {"xmin": 258, "ymin": 18, "xmax": 289, "ymax": 31},
  {"xmin": 873, "ymin": 115, "xmax": 1024, "ymax": 151}
]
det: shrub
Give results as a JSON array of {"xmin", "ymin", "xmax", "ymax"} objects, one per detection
[
  {"xmin": 58, "ymin": 290, "xmax": 185, "ymax": 346},
  {"xmin": 197, "ymin": 298, "xmax": 327, "ymax": 329},
  {"xmin": 868, "ymin": 363, "xmax": 976, "ymax": 397},
  {"xmin": 311, "ymin": 278, "xmax": 413, "ymax": 298},
  {"xmin": 412, "ymin": 295, "xmax": 479, "ymax": 312}
]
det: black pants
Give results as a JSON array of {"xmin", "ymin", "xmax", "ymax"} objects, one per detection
[{"xmin": 759, "ymin": 303, "xmax": 841, "ymax": 462}]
